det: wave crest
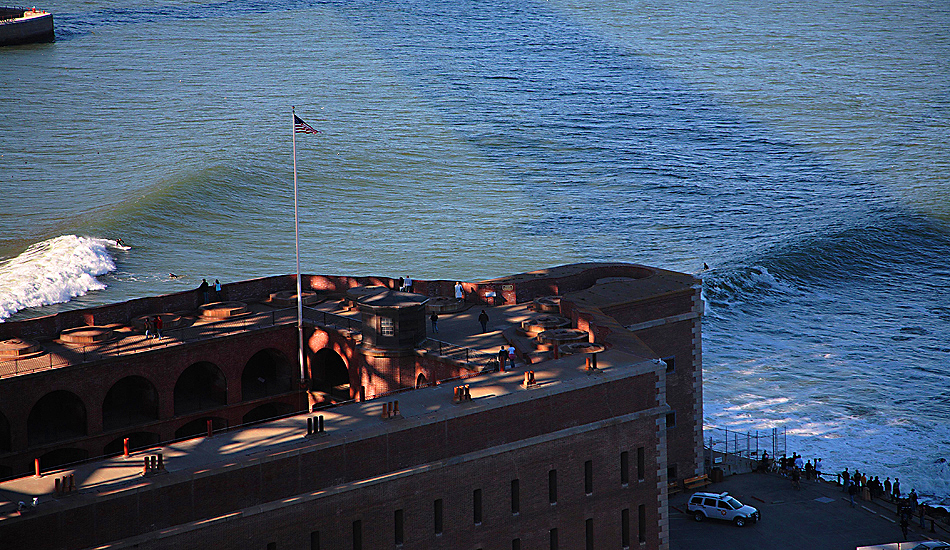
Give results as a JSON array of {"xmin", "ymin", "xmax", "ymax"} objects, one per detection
[{"xmin": 0, "ymin": 236, "xmax": 118, "ymax": 322}]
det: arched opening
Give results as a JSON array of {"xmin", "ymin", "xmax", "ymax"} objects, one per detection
[
  {"xmin": 311, "ymin": 348, "xmax": 350, "ymax": 400},
  {"xmin": 174, "ymin": 362, "xmax": 227, "ymax": 416},
  {"xmin": 40, "ymin": 447, "xmax": 89, "ymax": 470},
  {"xmin": 242, "ymin": 402, "xmax": 294, "ymax": 425},
  {"xmin": 175, "ymin": 417, "xmax": 227, "ymax": 440},
  {"xmin": 28, "ymin": 390, "xmax": 87, "ymax": 447},
  {"xmin": 103, "ymin": 432, "xmax": 161, "ymax": 456},
  {"xmin": 242, "ymin": 348, "xmax": 294, "ymax": 401},
  {"xmin": 416, "ymin": 373, "xmax": 427, "ymax": 389},
  {"xmin": 103, "ymin": 376, "xmax": 159, "ymax": 431},
  {"xmin": 0, "ymin": 410, "xmax": 11, "ymax": 452}
]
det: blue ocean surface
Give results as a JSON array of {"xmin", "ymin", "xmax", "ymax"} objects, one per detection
[{"xmin": 1, "ymin": 0, "xmax": 948, "ymax": 504}]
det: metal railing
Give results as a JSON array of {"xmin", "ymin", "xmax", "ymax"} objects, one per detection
[
  {"xmin": 421, "ymin": 338, "xmax": 498, "ymax": 372},
  {"xmin": 302, "ymin": 307, "xmax": 361, "ymax": 332},
  {"xmin": 705, "ymin": 426, "xmax": 787, "ymax": 471}
]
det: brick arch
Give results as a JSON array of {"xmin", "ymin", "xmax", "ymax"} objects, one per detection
[
  {"xmin": 0, "ymin": 409, "xmax": 10, "ymax": 452},
  {"xmin": 174, "ymin": 361, "xmax": 227, "ymax": 416},
  {"xmin": 28, "ymin": 390, "xmax": 87, "ymax": 447},
  {"xmin": 103, "ymin": 375, "xmax": 160, "ymax": 432},
  {"xmin": 241, "ymin": 348, "xmax": 294, "ymax": 401},
  {"xmin": 311, "ymin": 348, "xmax": 350, "ymax": 399}
]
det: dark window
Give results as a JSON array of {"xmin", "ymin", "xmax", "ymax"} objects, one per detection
[
  {"xmin": 666, "ymin": 412, "xmax": 676, "ymax": 428},
  {"xmin": 585, "ymin": 518, "xmax": 594, "ymax": 550},
  {"xmin": 668, "ymin": 464, "xmax": 677, "ymax": 482},
  {"xmin": 584, "ymin": 460, "xmax": 593, "ymax": 495},
  {"xmin": 395, "ymin": 509, "xmax": 404, "ymax": 545},
  {"xmin": 550, "ymin": 528, "xmax": 558, "ymax": 550},
  {"xmin": 622, "ymin": 508, "xmax": 630, "ymax": 548},
  {"xmin": 511, "ymin": 479, "xmax": 520, "ymax": 514},
  {"xmin": 637, "ymin": 447, "xmax": 645, "ymax": 481},
  {"xmin": 663, "ymin": 356, "xmax": 675, "ymax": 372},
  {"xmin": 620, "ymin": 451, "xmax": 629, "ymax": 485},
  {"xmin": 473, "ymin": 489, "xmax": 483, "ymax": 524},
  {"xmin": 267, "ymin": 543, "xmax": 276, "ymax": 550},
  {"xmin": 352, "ymin": 520, "xmax": 362, "ymax": 550},
  {"xmin": 434, "ymin": 499, "xmax": 443, "ymax": 535},
  {"xmin": 638, "ymin": 505, "xmax": 646, "ymax": 543},
  {"xmin": 310, "ymin": 531, "xmax": 320, "ymax": 550},
  {"xmin": 512, "ymin": 539, "xmax": 521, "ymax": 550},
  {"xmin": 549, "ymin": 469, "xmax": 558, "ymax": 504}
]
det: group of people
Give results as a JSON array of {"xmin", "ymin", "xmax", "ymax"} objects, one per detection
[
  {"xmin": 197, "ymin": 278, "xmax": 223, "ymax": 304},
  {"xmin": 840, "ymin": 467, "xmax": 930, "ymax": 539},
  {"xmin": 143, "ymin": 315, "xmax": 164, "ymax": 340},
  {"xmin": 497, "ymin": 345, "xmax": 517, "ymax": 371},
  {"xmin": 758, "ymin": 452, "xmax": 822, "ymax": 490},
  {"xmin": 397, "ymin": 276, "xmax": 413, "ymax": 293}
]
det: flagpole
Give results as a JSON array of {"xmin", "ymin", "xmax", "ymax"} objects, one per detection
[{"xmin": 292, "ymin": 107, "xmax": 306, "ymax": 390}]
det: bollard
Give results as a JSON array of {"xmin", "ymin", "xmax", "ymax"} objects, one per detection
[
  {"xmin": 143, "ymin": 456, "xmax": 150, "ymax": 475},
  {"xmin": 150, "ymin": 455, "xmax": 158, "ymax": 470},
  {"xmin": 524, "ymin": 372, "xmax": 531, "ymax": 386},
  {"xmin": 453, "ymin": 387, "xmax": 460, "ymax": 402},
  {"xmin": 54, "ymin": 478, "xmax": 61, "ymax": 495},
  {"xmin": 34, "ymin": 458, "xmax": 41, "ymax": 478},
  {"xmin": 69, "ymin": 474, "xmax": 75, "ymax": 492},
  {"xmin": 393, "ymin": 401, "xmax": 399, "ymax": 416},
  {"xmin": 359, "ymin": 386, "xmax": 366, "ymax": 402},
  {"xmin": 381, "ymin": 403, "xmax": 389, "ymax": 419},
  {"xmin": 464, "ymin": 385, "xmax": 471, "ymax": 401},
  {"xmin": 308, "ymin": 417, "xmax": 314, "ymax": 435},
  {"xmin": 318, "ymin": 415, "xmax": 325, "ymax": 433},
  {"xmin": 157, "ymin": 453, "xmax": 165, "ymax": 471},
  {"xmin": 123, "ymin": 437, "xmax": 130, "ymax": 457},
  {"xmin": 591, "ymin": 353, "xmax": 598, "ymax": 370},
  {"xmin": 206, "ymin": 419, "xmax": 213, "ymax": 438}
]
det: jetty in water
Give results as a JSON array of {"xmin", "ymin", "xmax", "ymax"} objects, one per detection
[{"xmin": 0, "ymin": 6, "xmax": 53, "ymax": 46}]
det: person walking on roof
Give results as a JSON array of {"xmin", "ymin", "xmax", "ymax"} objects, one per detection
[
  {"xmin": 430, "ymin": 311, "xmax": 439, "ymax": 334},
  {"xmin": 478, "ymin": 309, "xmax": 489, "ymax": 332},
  {"xmin": 498, "ymin": 346, "xmax": 508, "ymax": 371},
  {"xmin": 455, "ymin": 281, "xmax": 464, "ymax": 302}
]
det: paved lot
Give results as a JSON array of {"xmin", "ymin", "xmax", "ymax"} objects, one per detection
[{"xmin": 670, "ymin": 473, "xmax": 949, "ymax": 550}]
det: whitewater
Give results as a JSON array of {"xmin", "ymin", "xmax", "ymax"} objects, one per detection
[{"xmin": 1, "ymin": 0, "xmax": 948, "ymax": 508}]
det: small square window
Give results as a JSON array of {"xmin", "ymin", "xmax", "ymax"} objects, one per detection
[
  {"xmin": 666, "ymin": 412, "xmax": 676, "ymax": 428},
  {"xmin": 380, "ymin": 317, "xmax": 394, "ymax": 337}
]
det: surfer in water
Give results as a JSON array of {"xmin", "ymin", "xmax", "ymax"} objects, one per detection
[{"xmin": 169, "ymin": 273, "xmax": 182, "ymax": 279}]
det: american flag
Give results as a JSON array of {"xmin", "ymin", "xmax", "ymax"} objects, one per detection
[{"xmin": 294, "ymin": 114, "xmax": 319, "ymax": 134}]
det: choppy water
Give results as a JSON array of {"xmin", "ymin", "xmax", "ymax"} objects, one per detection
[{"xmin": 2, "ymin": 0, "xmax": 948, "ymax": 504}]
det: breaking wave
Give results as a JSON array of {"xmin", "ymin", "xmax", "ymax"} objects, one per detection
[{"xmin": 0, "ymin": 236, "xmax": 119, "ymax": 322}]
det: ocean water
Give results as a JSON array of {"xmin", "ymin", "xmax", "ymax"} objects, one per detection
[{"xmin": 1, "ymin": 0, "xmax": 948, "ymax": 504}]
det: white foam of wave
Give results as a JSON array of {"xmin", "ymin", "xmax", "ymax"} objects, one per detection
[{"xmin": 0, "ymin": 236, "xmax": 118, "ymax": 322}]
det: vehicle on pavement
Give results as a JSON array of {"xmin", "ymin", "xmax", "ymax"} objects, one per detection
[
  {"xmin": 687, "ymin": 491, "xmax": 761, "ymax": 527},
  {"xmin": 910, "ymin": 542, "xmax": 950, "ymax": 550}
]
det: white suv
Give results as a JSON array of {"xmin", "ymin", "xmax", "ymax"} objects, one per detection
[{"xmin": 687, "ymin": 491, "xmax": 761, "ymax": 527}]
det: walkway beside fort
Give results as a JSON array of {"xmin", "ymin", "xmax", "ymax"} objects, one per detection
[{"xmin": 669, "ymin": 472, "xmax": 948, "ymax": 550}]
